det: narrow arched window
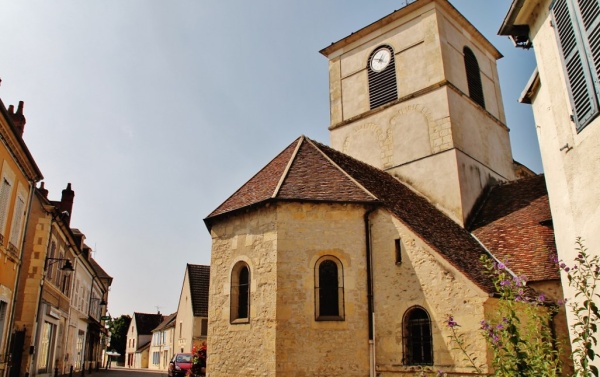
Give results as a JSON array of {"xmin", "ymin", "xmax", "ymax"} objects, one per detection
[
  {"xmin": 315, "ymin": 256, "xmax": 344, "ymax": 320},
  {"xmin": 403, "ymin": 307, "xmax": 433, "ymax": 365},
  {"xmin": 463, "ymin": 46, "xmax": 485, "ymax": 109},
  {"xmin": 230, "ymin": 262, "xmax": 250, "ymax": 323},
  {"xmin": 368, "ymin": 45, "xmax": 398, "ymax": 110}
]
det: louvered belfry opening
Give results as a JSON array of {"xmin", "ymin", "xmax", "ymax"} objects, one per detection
[
  {"xmin": 463, "ymin": 46, "xmax": 486, "ymax": 109},
  {"xmin": 368, "ymin": 46, "xmax": 398, "ymax": 110}
]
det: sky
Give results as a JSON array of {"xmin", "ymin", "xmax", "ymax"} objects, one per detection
[{"xmin": 0, "ymin": 0, "xmax": 539, "ymax": 318}]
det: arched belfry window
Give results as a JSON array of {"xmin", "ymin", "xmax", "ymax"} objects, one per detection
[
  {"xmin": 463, "ymin": 46, "xmax": 485, "ymax": 109},
  {"xmin": 368, "ymin": 45, "xmax": 398, "ymax": 110},
  {"xmin": 314, "ymin": 256, "xmax": 344, "ymax": 320},
  {"xmin": 403, "ymin": 306, "xmax": 433, "ymax": 365},
  {"xmin": 230, "ymin": 262, "xmax": 250, "ymax": 323}
]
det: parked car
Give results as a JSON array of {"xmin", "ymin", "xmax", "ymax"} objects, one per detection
[{"xmin": 168, "ymin": 353, "xmax": 192, "ymax": 377}]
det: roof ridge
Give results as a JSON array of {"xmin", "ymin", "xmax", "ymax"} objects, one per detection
[
  {"xmin": 272, "ymin": 136, "xmax": 305, "ymax": 198},
  {"xmin": 305, "ymin": 137, "xmax": 379, "ymax": 201}
]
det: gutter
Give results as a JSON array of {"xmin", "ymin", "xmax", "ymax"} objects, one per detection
[{"xmin": 364, "ymin": 206, "xmax": 377, "ymax": 377}]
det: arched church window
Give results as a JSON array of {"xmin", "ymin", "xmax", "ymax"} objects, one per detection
[
  {"xmin": 403, "ymin": 306, "xmax": 433, "ymax": 365},
  {"xmin": 463, "ymin": 46, "xmax": 485, "ymax": 108},
  {"xmin": 314, "ymin": 256, "xmax": 344, "ymax": 320},
  {"xmin": 368, "ymin": 45, "xmax": 398, "ymax": 110},
  {"xmin": 230, "ymin": 262, "xmax": 250, "ymax": 323}
]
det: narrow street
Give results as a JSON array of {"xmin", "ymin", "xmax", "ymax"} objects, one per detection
[{"xmin": 64, "ymin": 366, "xmax": 167, "ymax": 377}]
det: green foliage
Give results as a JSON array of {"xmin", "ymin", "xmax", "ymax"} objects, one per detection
[
  {"xmin": 107, "ymin": 314, "xmax": 131, "ymax": 363},
  {"xmin": 445, "ymin": 316, "xmax": 484, "ymax": 374},
  {"xmin": 425, "ymin": 239, "xmax": 600, "ymax": 377},
  {"xmin": 561, "ymin": 239, "xmax": 600, "ymax": 377},
  {"xmin": 479, "ymin": 254, "xmax": 561, "ymax": 377}
]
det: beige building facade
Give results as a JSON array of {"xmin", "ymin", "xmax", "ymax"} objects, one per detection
[
  {"xmin": 499, "ymin": 0, "xmax": 600, "ymax": 362},
  {"xmin": 0, "ymin": 100, "xmax": 43, "ymax": 377},
  {"xmin": 323, "ymin": 0, "xmax": 517, "ymax": 227},
  {"xmin": 174, "ymin": 264, "xmax": 209, "ymax": 355},
  {"xmin": 204, "ymin": 1, "xmax": 566, "ymax": 376}
]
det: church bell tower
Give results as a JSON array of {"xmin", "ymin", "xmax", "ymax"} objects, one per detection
[{"xmin": 320, "ymin": 0, "xmax": 516, "ymax": 226}]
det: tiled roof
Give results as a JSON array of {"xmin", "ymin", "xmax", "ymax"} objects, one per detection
[
  {"xmin": 134, "ymin": 312, "xmax": 165, "ymax": 335},
  {"xmin": 470, "ymin": 175, "xmax": 559, "ymax": 282},
  {"xmin": 206, "ymin": 136, "xmax": 496, "ymax": 293},
  {"xmin": 89, "ymin": 257, "xmax": 113, "ymax": 287},
  {"xmin": 153, "ymin": 312, "xmax": 177, "ymax": 332},
  {"xmin": 188, "ymin": 264, "xmax": 210, "ymax": 317},
  {"xmin": 207, "ymin": 137, "xmax": 377, "ymax": 218}
]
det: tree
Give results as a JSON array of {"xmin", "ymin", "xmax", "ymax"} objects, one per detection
[{"xmin": 107, "ymin": 314, "xmax": 131, "ymax": 364}]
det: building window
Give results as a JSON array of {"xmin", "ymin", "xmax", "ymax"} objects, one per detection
[
  {"xmin": 463, "ymin": 47, "xmax": 485, "ymax": 109},
  {"xmin": 230, "ymin": 262, "xmax": 250, "ymax": 323},
  {"xmin": 0, "ymin": 177, "xmax": 11, "ymax": 240},
  {"xmin": 314, "ymin": 256, "xmax": 345, "ymax": 321},
  {"xmin": 8, "ymin": 193, "xmax": 25, "ymax": 251},
  {"xmin": 201, "ymin": 318, "xmax": 208, "ymax": 337},
  {"xmin": 38, "ymin": 322, "xmax": 55, "ymax": 373},
  {"xmin": 403, "ymin": 306, "xmax": 433, "ymax": 366},
  {"xmin": 0, "ymin": 301, "xmax": 7, "ymax": 348},
  {"xmin": 395, "ymin": 238, "xmax": 403, "ymax": 265},
  {"xmin": 552, "ymin": 0, "xmax": 600, "ymax": 131},
  {"xmin": 368, "ymin": 45, "xmax": 398, "ymax": 110}
]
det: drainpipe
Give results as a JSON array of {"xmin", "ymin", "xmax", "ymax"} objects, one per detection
[
  {"xmin": 364, "ymin": 206, "xmax": 377, "ymax": 377},
  {"xmin": 4, "ymin": 180, "xmax": 36, "ymax": 377}
]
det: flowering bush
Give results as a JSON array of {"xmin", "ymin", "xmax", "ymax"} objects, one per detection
[
  {"xmin": 559, "ymin": 239, "xmax": 599, "ymax": 377},
  {"xmin": 477, "ymin": 255, "xmax": 561, "ymax": 377},
  {"xmin": 438, "ymin": 240, "xmax": 600, "ymax": 377},
  {"xmin": 187, "ymin": 342, "xmax": 207, "ymax": 377}
]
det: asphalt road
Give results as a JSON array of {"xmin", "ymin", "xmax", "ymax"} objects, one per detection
[{"xmin": 69, "ymin": 366, "xmax": 168, "ymax": 377}]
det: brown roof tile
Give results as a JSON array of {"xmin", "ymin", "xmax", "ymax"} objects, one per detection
[
  {"xmin": 206, "ymin": 136, "xmax": 498, "ymax": 293},
  {"xmin": 134, "ymin": 312, "xmax": 165, "ymax": 335},
  {"xmin": 188, "ymin": 264, "xmax": 210, "ymax": 317},
  {"xmin": 470, "ymin": 175, "xmax": 559, "ymax": 282}
]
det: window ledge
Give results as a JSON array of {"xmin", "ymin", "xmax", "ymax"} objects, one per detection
[{"xmin": 316, "ymin": 315, "xmax": 345, "ymax": 322}]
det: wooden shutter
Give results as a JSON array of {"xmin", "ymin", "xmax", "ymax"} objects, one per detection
[
  {"xmin": 9, "ymin": 195, "xmax": 25, "ymax": 247},
  {"xmin": 0, "ymin": 178, "xmax": 11, "ymax": 236},
  {"xmin": 553, "ymin": 0, "xmax": 600, "ymax": 130}
]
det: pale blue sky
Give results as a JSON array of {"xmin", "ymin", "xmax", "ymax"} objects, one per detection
[{"xmin": 0, "ymin": 0, "xmax": 538, "ymax": 317}]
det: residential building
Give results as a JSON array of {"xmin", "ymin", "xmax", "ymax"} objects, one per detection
[
  {"xmin": 125, "ymin": 312, "xmax": 164, "ymax": 369},
  {"xmin": 66, "ymin": 233, "xmax": 111, "ymax": 375},
  {"xmin": 498, "ymin": 0, "xmax": 600, "ymax": 361},
  {"xmin": 11, "ymin": 183, "xmax": 78, "ymax": 377},
  {"xmin": 174, "ymin": 264, "xmax": 209, "ymax": 354},
  {"xmin": 0, "ymin": 100, "xmax": 43, "ymax": 377},
  {"xmin": 149, "ymin": 313, "xmax": 176, "ymax": 371},
  {"xmin": 203, "ymin": 1, "xmax": 567, "ymax": 376}
]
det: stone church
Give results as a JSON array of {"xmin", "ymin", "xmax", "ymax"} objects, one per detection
[{"xmin": 203, "ymin": 0, "xmax": 565, "ymax": 376}]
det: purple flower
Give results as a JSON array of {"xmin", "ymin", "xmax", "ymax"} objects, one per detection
[
  {"xmin": 538, "ymin": 294, "xmax": 546, "ymax": 302},
  {"xmin": 496, "ymin": 323, "xmax": 504, "ymax": 330},
  {"xmin": 497, "ymin": 262, "xmax": 506, "ymax": 270},
  {"xmin": 446, "ymin": 316, "xmax": 458, "ymax": 328}
]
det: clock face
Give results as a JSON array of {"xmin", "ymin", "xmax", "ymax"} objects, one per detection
[{"xmin": 370, "ymin": 48, "xmax": 392, "ymax": 72}]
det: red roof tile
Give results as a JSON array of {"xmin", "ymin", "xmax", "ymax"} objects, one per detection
[
  {"xmin": 205, "ymin": 136, "xmax": 497, "ymax": 293},
  {"xmin": 470, "ymin": 175, "xmax": 559, "ymax": 282}
]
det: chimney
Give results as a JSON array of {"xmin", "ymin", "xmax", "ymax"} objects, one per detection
[
  {"xmin": 38, "ymin": 182, "xmax": 48, "ymax": 198},
  {"xmin": 59, "ymin": 183, "xmax": 75, "ymax": 226},
  {"xmin": 7, "ymin": 101, "xmax": 26, "ymax": 137}
]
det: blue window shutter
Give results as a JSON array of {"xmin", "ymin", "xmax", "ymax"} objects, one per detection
[
  {"xmin": 553, "ymin": 0, "xmax": 600, "ymax": 130},
  {"xmin": 575, "ymin": 0, "xmax": 600, "ymax": 94}
]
